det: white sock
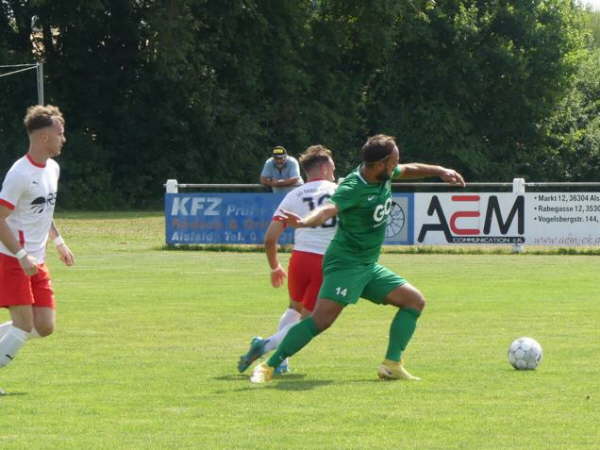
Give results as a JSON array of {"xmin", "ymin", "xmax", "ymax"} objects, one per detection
[
  {"xmin": 261, "ymin": 309, "xmax": 301, "ymax": 355},
  {"xmin": 278, "ymin": 308, "xmax": 301, "ymax": 331},
  {"xmin": 0, "ymin": 321, "xmax": 13, "ymax": 339},
  {"xmin": 264, "ymin": 319, "xmax": 299, "ymax": 353},
  {"xmin": 0, "ymin": 322, "xmax": 41, "ymax": 339},
  {"xmin": 0, "ymin": 326, "xmax": 28, "ymax": 368}
]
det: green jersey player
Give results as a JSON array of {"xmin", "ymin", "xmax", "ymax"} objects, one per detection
[{"xmin": 250, "ymin": 134, "xmax": 465, "ymax": 383}]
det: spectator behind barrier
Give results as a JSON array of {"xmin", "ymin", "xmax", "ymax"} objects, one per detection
[{"xmin": 260, "ymin": 146, "xmax": 303, "ymax": 193}]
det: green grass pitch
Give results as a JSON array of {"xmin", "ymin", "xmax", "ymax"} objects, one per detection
[{"xmin": 1, "ymin": 212, "xmax": 599, "ymax": 449}]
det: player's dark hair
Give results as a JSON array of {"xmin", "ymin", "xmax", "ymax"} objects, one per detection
[
  {"xmin": 24, "ymin": 104, "xmax": 64, "ymax": 134},
  {"xmin": 362, "ymin": 134, "xmax": 399, "ymax": 166},
  {"xmin": 299, "ymin": 145, "xmax": 333, "ymax": 174}
]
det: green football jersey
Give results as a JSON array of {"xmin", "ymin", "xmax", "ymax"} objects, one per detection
[{"xmin": 325, "ymin": 165, "xmax": 402, "ymax": 265}]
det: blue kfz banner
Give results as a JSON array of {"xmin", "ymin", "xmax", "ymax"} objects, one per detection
[{"xmin": 165, "ymin": 193, "xmax": 293, "ymax": 245}]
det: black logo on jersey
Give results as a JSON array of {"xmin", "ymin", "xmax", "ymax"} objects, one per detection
[{"xmin": 30, "ymin": 192, "xmax": 57, "ymax": 213}]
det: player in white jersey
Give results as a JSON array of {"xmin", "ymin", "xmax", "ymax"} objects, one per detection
[
  {"xmin": 0, "ymin": 105, "xmax": 74, "ymax": 389},
  {"xmin": 238, "ymin": 145, "xmax": 337, "ymax": 374}
]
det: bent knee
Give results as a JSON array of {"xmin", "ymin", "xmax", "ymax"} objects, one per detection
[
  {"xmin": 313, "ymin": 316, "xmax": 335, "ymax": 332},
  {"xmin": 416, "ymin": 295, "xmax": 426, "ymax": 311},
  {"xmin": 35, "ymin": 325, "xmax": 54, "ymax": 337},
  {"xmin": 314, "ymin": 320, "xmax": 332, "ymax": 332},
  {"xmin": 409, "ymin": 293, "xmax": 426, "ymax": 311}
]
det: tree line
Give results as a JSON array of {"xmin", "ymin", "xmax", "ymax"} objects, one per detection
[{"xmin": 1, "ymin": 0, "xmax": 599, "ymax": 209}]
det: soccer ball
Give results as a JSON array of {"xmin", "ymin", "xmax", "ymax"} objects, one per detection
[{"xmin": 508, "ymin": 337, "xmax": 543, "ymax": 370}]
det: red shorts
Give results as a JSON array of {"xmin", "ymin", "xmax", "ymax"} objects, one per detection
[
  {"xmin": 0, "ymin": 253, "xmax": 55, "ymax": 309},
  {"xmin": 287, "ymin": 250, "xmax": 323, "ymax": 312}
]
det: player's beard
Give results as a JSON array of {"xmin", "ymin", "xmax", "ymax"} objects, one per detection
[{"xmin": 376, "ymin": 168, "xmax": 391, "ymax": 182}]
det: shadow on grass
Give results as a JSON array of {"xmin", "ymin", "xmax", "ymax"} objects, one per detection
[
  {"xmin": 214, "ymin": 373, "xmax": 308, "ymax": 382},
  {"xmin": 240, "ymin": 378, "xmax": 334, "ymax": 392},
  {"xmin": 213, "ymin": 373, "xmax": 337, "ymax": 392},
  {"xmin": 0, "ymin": 391, "xmax": 27, "ymax": 397},
  {"xmin": 264, "ymin": 379, "xmax": 333, "ymax": 391},
  {"xmin": 214, "ymin": 373, "xmax": 406, "ymax": 391},
  {"xmin": 214, "ymin": 374, "xmax": 251, "ymax": 381}
]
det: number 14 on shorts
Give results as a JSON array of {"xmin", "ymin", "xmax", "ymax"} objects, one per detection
[{"xmin": 335, "ymin": 287, "xmax": 348, "ymax": 297}]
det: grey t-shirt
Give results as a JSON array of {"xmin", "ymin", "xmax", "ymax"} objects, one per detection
[{"xmin": 260, "ymin": 156, "xmax": 303, "ymax": 193}]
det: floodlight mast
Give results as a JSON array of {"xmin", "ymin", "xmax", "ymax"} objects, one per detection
[
  {"xmin": 31, "ymin": 15, "xmax": 44, "ymax": 105},
  {"xmin": 36, "ymin": 62, "xmax": 44, "ymax": 105}
]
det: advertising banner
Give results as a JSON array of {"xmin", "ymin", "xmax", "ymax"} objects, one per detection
[
  {"xmin": 165, "ymin": 193, "xmax": 293, "ymax": 245},
  {"xmin": 526, "ymin": 192, "xmax": 600, "ymax": 246},
  {"xmin": 414, "ymin": 192, "xmax": 600, "ymax": 246},
  {"xmin": 165, "ymin": 191, "xmax": 600, "ymax": 246}
]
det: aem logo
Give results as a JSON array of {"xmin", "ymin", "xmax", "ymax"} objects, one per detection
[
  {"xmin": 170, "ymin": 196, "xmax": 222, "ymax": 216},
  {"xmin": 417, "ymin": 195, "xmax": 525, "ymax": 244}
]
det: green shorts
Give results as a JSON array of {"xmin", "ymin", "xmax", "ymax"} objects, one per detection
[{"xmin": 318, "ymin": 262, "xmax": 407, "ymax": 306}]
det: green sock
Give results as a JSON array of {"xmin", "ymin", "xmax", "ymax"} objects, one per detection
[
  {"xmin": 385, "ymin": 307, "xmax": 421, "ymax": 362},
  {"xmin": 267, "ymin": 316, "xmax": 320, "ymax": 367}
]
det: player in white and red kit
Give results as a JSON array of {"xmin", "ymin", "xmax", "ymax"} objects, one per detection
[
  {"xmin": 0, "ymin": 105, "xmax": 74, "ymax": 388},
  {"xmin": 238, "ymin": 145, "xmax": 337, "ymax": 374}
]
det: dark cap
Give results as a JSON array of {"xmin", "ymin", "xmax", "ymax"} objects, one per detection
[{"xmin": 272, "ymin": 146, "xmax": 287, "ymax": 158}]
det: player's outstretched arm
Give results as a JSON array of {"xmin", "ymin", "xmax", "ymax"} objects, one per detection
[
  {"xmin": 264, "ymin": 220, "xmax": 287, "ymax": 288},
  {"xmin": 49, "ymin": 221, "xmax": 75, "ymax": 266},
  {"xmin": 280, "ymin": 203, "xmax": 338, "ymax": 228},
  {"xmin": 397, "ymin": 163, "xmax": 465, "ymax": 187}
]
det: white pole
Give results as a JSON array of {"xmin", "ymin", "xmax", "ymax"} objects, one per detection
[{"xmin": 166, "ymin": 179, "xmax": 179, "ymax": 193}]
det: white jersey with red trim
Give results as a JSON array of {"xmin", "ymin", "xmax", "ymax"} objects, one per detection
[
  {"xmin": 0, "ymin": 155, "xmax": 59, "ymax": 262},
  {"xmin": 273, "ymin": 179, "xmax": 338, "ymax": 255}
]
